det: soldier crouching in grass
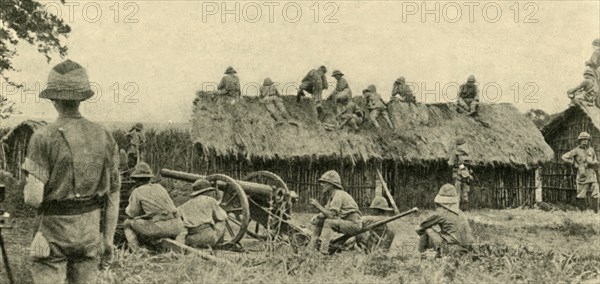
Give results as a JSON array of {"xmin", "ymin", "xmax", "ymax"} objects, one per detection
[
  {"xmin": 309, "ymin": 170, "xmax": 363, "ymax": 254},
  {"xmin": 22, "ymin": 60, "xmax": 121, "ymax": 283},
  {"xmin": 416, "ymin": 184, "xmax": 475, "ymax": 259},
  {"xmin": 123, "ymin": 162, "xmax": 184, "ymax": 250},
  {"xmin": 355, "ymin": 196, "xmax": 396, "ymax": 253},
  {"xmin": 176, "ymin": 179, "xmax": 228, "ymax": 249}
]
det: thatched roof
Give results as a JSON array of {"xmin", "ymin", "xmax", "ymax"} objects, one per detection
[
  {"xmin": 1, "ymin": 120, "xmax": 47, "ymax": 144},
  {"xmin": 542, "ymin": 99, "xmax": 600, "ymax": 136},
  {"xmin": 191, "ymin": 93, "xmax": 553, "ymax": 168}
]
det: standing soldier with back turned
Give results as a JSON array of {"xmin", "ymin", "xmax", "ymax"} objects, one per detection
[{"xmin": 22, "ymin": 60, "xmax": 121, "ymax": 283}]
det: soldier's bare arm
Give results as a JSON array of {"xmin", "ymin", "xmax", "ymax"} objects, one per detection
[{"xmin": 561, "ymin": 149, "xmax": 576, "ymax": 164}]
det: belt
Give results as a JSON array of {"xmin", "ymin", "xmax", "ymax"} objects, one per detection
[
  {"xmin": 187, "ymin": 223, "xmax": 213, "ymax": 235},
  {"xmin": 40, "ymin": 196, "xmax": 105, "ymax": 216}
]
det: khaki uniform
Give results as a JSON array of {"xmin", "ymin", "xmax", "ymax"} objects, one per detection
[
  {"xmin": 356, "ymin": 216, "xmax": 395, "ymax": 252},
  {"xmin": 448, "ymin": 145, "xmax": 472, "ymax": 205},
  {"xmin": 392, "ymin": 83, "xmax": 416, "ymax": 105},
  {"xmin": 416, "ymin": 206, "xmax": 474, "ymax": 253},
  {"xmin": 126, "ymin": 129, "xmax": 145, "ymax": 165},
  {"xmin": 22, "ymin": 113, "xmax": 120, "ymax": 284},
  {"xmin": 126, "ymin": 183, "xmax": 184, "ymax": 241},
  {"xmin": 312, "ymin": 190, "xmax": 362, "ymax": 253},
  {"xmin": 338, "ymin": 101, "xmax": 364, "ymax": 131},
  {"xmin": 299, "ymin": 69, "xmax": 328, "ymax": 103},
  {"xmin": 562, "ymin": 146, "xmax": 599, "ymax": 199},
  {"xmin": 332, "ymin": 77, "xmax": 352, "ymax": 103},
  {"xmin": 568, "ymin": 76, "xmax": 599, "ymax": 104},
  {"xmin": 457, "ymin": 82, "xmax": 479, "ymax": 114},
  {"xmin": 177, "ymin": 195, "xmax": 228, "ymax": 247},
  {"xmin": 260, "ymin": 84, "xmax": 290, "ymax": 122},
  {"xmin": 364, "ymin": 86, "xmax": 394, "ymax": 129},
  {"xmin": 217, "ymin": 74, "xmax": 241, "ymax": 98}
]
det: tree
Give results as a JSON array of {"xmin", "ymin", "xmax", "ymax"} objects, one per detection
[
  {"xmin": 525, "ymin": 109, "xmax": 551, "ymax": 129},
  {"xmin": 1, "ymin": 0, "xmax": 71, "ymax": 118}
]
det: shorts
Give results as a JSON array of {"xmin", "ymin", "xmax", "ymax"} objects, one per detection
[{"xmin": 576, "ymin": 182, "xmax": 599, "ymax": 199}]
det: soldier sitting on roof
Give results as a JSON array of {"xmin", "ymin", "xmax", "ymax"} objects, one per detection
[
  {"xmin": 259, "ymin": 78, "xmax": 298, "ymax": 126},
  {"xmin": 297, "ymin": 66, "xmax": 329, "ymax": 121},
  {"xmin": 567, "ymin": 68, "xmax": 599, "ymax": 107},
  {"xmin": 457, "ymin": 75, "xmax": 480, "ymax": 116},
  {"xmin": 391, "ymin": 77, "xmax": 417, "ymax": 106},
  {"xmin": 215, "ymin": 66, "xmax": 241, "ymax": 102},
  {"xmin": 336, "ymin": 96, "xmax": 364, "ymax": 132},
  {"xmin": 363, "ymin": 85, "xmax": 395, "ymax": 129}
]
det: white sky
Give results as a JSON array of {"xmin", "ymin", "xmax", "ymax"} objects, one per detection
[{"xmin": 2, "ymin": 0, "xmax": 599, "ymax": 124}]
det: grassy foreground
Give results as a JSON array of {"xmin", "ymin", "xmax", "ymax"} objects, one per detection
[{"xmin": 3, "ymin": 209, "xmax": 600, "ymax": 283}]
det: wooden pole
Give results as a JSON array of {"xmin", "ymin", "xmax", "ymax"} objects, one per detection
[
  {"xmin": 159, "ymin": 239, "xmax": 231, "ymax": 264},
  {"xmin": 376, "ymin": 168, "xmax": 400, "ymax": 214}
]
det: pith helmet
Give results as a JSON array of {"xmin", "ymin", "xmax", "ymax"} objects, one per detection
[
  {"xmin": 40, "ymin": 60, "xmax": 94, "ymax": 101},
  {"xmin": 367, "ymin": 84, "xmax": 377, "ymax": 92},
  {"xmin": 584, "ymin": 68, "xmax": 595, "ymax": 77},
  {"xmin": 593, "ymin": 38, "xmax": 600, "ymax": 47},
  {"xmin": 190, "ymin": 179, "xmax": 217, "ymax": 197},
  {"xmin": 434, "ymin": 184, "xmax": 459, "ymax": 205},
  {"xmin": 134, "ymin": 123, "xmax": 144, "ymax": 131},
  {"xmin": 395, "ymin": 77, "xmax": 406, "ymax": 84},
  {"xmin": 369, "ymin": 196, "xmax": 393, "ymax": 211},
  {"xmin": 319, "ymin": 65, "xmax": 327, "ymax": 73},
  {"xmin": 225, "ymin": 66, "xmax": 237, "ymax": 74},
  {"xmin": 332, "ymin": 70, "xmax": 344, "ymax": 77},
  {"xmin": 578, "ymin": 132, "xmax": 591, "ymax": 140},
  {"xmin": 467, "ymin": 75, "xmax": 476, "ymax": 82},
  {"xmin": 318, "ymin": 170, "xmax": 343, "ymax": 189},
  {"xmin": 263, "ymin": 77, "xmax": 274, "ymax": 86},
  {"xmin": 130, "ymin": 162, "xmax": 154, "ymax": 178}
]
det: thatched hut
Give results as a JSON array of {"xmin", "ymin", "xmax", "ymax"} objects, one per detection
[
  {"xmin": 541, "ymin": 99, "xmax": 600, "ymax": 205},
  {"xmin": 191, "ymin": 94, "xmax": 553, "ymax": 210},
  {"xmin": 1, "ymin": 120, "xmax": 47, "ymax": 180}
]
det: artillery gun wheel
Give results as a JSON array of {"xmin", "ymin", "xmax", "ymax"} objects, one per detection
[
  {"xmin": 205, "ymin": 174, "xmax": 250, "ymax": 245},
  {"xmin": 242, "ymin": 171, "xmax": 292, "ymax": 240}
]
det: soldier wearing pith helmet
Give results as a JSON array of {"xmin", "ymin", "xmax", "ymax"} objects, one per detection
[
  {"xmin": 309, "ymin": 170, "xmax": 362, "ymax": 254},
  {"xmin": 22, "ymin": 60, "xmax": 121, "ymax": 283},
  {"xmin": 562, "ymin": 131, "xmax": 599, "ymax": 212}
]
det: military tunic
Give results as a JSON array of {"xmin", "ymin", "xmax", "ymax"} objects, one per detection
[
  {"xmin": 416, "ymin": 206, "xmax": 474, "ymax": 252},
  {"xmin": 217, "ymin": 74, "xmax": 241, "ymax": 98},
  {"xmin": 260, "ymin": 84, "xmax": 290, "ymax": 121},
  {"xmin": 299, "ymin": 69, "xmax": 328, "ymax": 102},
  {"xmin": 22, "ymin": 113, "xmax": 120, "ymax": 284},
  {"xmin": 126, "ymin": 183, "xmax": 184, "ymax": 239},
  {"xmin": 177, "ymin": 195, "xmax": 228, "ymax": 247},
  {"xmin": 457, "ymin": 82, "xmax": 480, "ymax": 114},
  {"xmin": 562, "ymin": 146, "xmax": 599, "ymax": 198}
]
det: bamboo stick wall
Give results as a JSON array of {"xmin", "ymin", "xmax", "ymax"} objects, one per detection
[{"xmin": 542, "ymin": 108, "xmax": 600, "ymax": 205}]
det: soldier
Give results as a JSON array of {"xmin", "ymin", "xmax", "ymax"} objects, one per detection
[
  {"xmin": 448, "ymin": 137, "xmax": 473, "ymax": 211},
  {"xmin": 124, "ymin": 162, "xmax": 184, "ymax": 250},
  {"xmin": 561, "ymin": 132, "xmax": 599, "ymax": 212},
  {"xmin": 21, "ymin": 60, "xmax": 121, "ymax": 283},
  {"xmin": 567, "ymin": 68, "xmax": 599, "ymax": 106},
  {"xmin": 416, "ymin": 184, "xmax": 475, "ymax": 258},
  {"xmin": 126, "ymin": 122, "xmax": 145, "ymax": 168},
  {"xmin": 297, "ymin": 66, "xmax": 329, "ymax": 120},
  {"xmin": 259, "ymin": 78, "xmax": 294, "ymax": 125},
  {"xmin": 330, "ymin": 70, "xmax": 352, "ymax": 106},
  {"xmin": 309, "ymin": 170, "xmax": 363, "ymax": 254},
  {"xmin": 363, "ymin": 85, "xmax": 394, "ymax": 129},
  {"xmin": 336, "ymin": 96, "xmax": 364, "ymax": 132},
  {"xmin": 176, "ymin": 179, "xmax": 227, "ymax": 248},
  {"xmin": 391, "ymin": 77, "xmax": 417, "ymax": 106},
  {"xmin": 216, "ymin": 66, "xmax": 241, "ymax": 101},
  {"xmin": 457, "ymin": 75, "xmax": 480, "ymax": 116},
  {"xmin": 355, "ymin": 196, "xmax": 396, "ymax": 253}
]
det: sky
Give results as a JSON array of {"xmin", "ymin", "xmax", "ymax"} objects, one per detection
[{"xmin": 1, "ymin": 0, "xmax": 599, "ymax": 125}]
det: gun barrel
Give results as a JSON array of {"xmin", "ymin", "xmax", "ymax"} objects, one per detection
[{"xmin": 160, "ymin": 169, "xmax": 273, "ymax": 196}]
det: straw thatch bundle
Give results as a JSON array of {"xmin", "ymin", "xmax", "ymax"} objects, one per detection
[{"xmin": 192, "ymin": 93, "xmax": 553, "ymax": 168}]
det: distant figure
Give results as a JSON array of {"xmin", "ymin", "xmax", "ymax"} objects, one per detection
[
  {"xmin": 355, "ymin": 196, "xmax": 396, "ymax": 253},
  {"xmin": 416, "ymin": 184, "xmax": 475, "ymax": 258},
  {"xmin": 391, "ymin": 77, "xmax": 417, "ymax": 106},
  {"xmin": 363, "ymin": 85, "xmax": 394, "ymax": 129},
  {"xmin": 177, "ymin": 179, "xmax": 227, "ymax": 248},
  {"xmin": 126, "ymin": 122, "xmax": 145, "ymax": 168},
  {"xmin": 259, "ymin": 78, "xmax": 295, "ymax": 126},
  {"xmin": 561, "ymin": 132, "xmax": 599, "ymax": 212},
  {"xmin": 457, "ymin": 75, "xmax": 480, "ymax": 116},
  {"xmin": 330, "ymin": 70, "xmax": 352, "ymax": 105},
  {"xmin": 309, "ymin": 170, "xmax": 362, "ymax": 254},
  {"xmin": 448, "ymin": 137, "xmax": 473, "ymax": 211},
  {"xmin": 124, "ymin": 162, "xmax": 184, "ymax": 250},
  {"xmin": 586, "ymin": 38, "xmax": 600, "ymax": 71},
  {"xmin": 215, "ymin": 66, "xmax": 241, "ymax": 102},
  {"xmin": 567, "ymin": 68, "xmax": 599, "ymax": 107},
  {"xmin": 336, "ymin": 96, "xmax": 364, "ymax": 132},
  {"xmin": 297, "ymin": 66, "xmax": 329, "ymax": 120}
]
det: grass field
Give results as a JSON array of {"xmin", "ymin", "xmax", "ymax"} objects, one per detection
[{"xmin": 2, "ymin": 208, "xmax": 599, "ymax": 284}]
